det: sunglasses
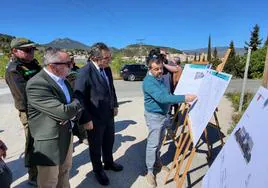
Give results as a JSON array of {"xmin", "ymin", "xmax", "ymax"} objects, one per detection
[
  {"xmin": 52, "ymin": 61, "xmax": 72, "ymax": 68},
  {"xmin": 18, "ymin": 48, "xmax": 35, "ymax": 53}
]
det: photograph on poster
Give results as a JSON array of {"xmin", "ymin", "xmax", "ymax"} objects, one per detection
[
  {"xmin": 194, "ymin": 72, "xmax": 205, "ymax": 80},
  {"xmin": 234, "ymin": 126, "xmax": 254, "ymax": 163}
]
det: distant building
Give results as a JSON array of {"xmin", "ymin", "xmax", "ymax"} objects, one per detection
[
  {"xmin": 122, "ymin": 56, "xmax": 146, "ymax": 64},
  {"xmin": 170, "ymin": 53, "xmax": 196, "ymax": 62},
  {"xmin": 74, "ymin": 55, "xmax": 87, "ymax": 64}
]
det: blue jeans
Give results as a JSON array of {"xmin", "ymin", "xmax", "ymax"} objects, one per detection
[{"xmin": 144, "ymin": 111, "xmax": 168, "ymax": 173}]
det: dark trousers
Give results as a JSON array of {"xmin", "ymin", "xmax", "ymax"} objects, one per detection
[
  {"xmin": 87, "ymin": 117, "xmax": 115, "ymax": 172},
  {"xmin": 19, "ymin": 111, "xmax": 38, "ymax": 180}
]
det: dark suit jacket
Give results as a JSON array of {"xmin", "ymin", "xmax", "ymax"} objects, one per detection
[
  {"xmin": 26, "ymin": 69, "xmax": 83, "ymax": 166},
  {"xmin": 74, "ymin": 61, "xmax": 118, "ymax": 124}
]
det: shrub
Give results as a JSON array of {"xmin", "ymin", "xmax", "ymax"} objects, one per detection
[
  {"xmin": 110, "ymin": 53, "xmax": 136, "ymax": 79},
  {"xmin": 0, "ymin": 54, "xmax": 9, "ymax": 78},
  {"xmin": 225, "ymin": 92, "xmax": 254, "ymax": 134}
]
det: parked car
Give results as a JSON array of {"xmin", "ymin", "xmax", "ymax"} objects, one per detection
[{"xmin": 120, "ymin": 64, "xmax": 148, "ymax": 81}]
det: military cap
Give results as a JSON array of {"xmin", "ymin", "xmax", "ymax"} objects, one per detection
[{"xmin": 10, "ymin": 38, "xmax": 36, "ymax": 49}]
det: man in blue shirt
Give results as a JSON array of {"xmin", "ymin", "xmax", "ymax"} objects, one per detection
[{"xmin": 143, "ymin": 55, "xmax": 196, "ymax": 187}]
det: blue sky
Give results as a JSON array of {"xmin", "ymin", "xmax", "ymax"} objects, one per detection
[{"xmin": 1, "ymin": 0, "xmax": 267, "ymax": 49}]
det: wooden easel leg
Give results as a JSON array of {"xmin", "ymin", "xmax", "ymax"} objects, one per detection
[
  {"xmin": 162, "ymin": 104, "xmax": 183, "ymax": 146},
  {"xmin": 177, "ymin": 148, "xmax": 196, "ymax": 188},
  {"xmin": 174, "ymin": 136, "xmax": 192, "ymax": 182},
  {"xmin": 204, "ymin": 128, "xmax": 211, "ymax": 159},
  {"xmin": 164, "ymin": 132, "xmax": 189, "ymax": 184},
  {"xmin": 213, "ymin": 111, "xmax": 224, "ymax": 146},
  {"xmin": 164, "ymin": 104, "xmax": 192, "ymax": 185}
]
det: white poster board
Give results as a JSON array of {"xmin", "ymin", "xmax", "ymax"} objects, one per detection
[
  {"xmin": 174, "ymin": 64, "xmax": 232, "ymax": 146},
  {"xmin": 174, "ymin": 64, "xmax": 209, "ymax": 95},
  {"xmin": 202, "ymin": 87, "xmax": 268, "ymax": 188}
]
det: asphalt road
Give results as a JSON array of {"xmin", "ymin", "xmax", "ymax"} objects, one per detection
[
  {"xmin": 0, "ymin": 79, "xmax": 263, "ymax": 101},
  {"xmin": 114, "ymin": 79, "xmax": 262, "ymax": 98}
]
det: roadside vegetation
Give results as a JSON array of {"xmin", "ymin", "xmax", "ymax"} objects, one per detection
[
  {"xmin": 110, "ymin": 53, "xmax": 136, "ymax": 79},
  {"xmin": 225, "ymin": 92, "xmax": 254, "ymax": 134},
  {"xmin": 0, "ymin": 54, "xmax": 9, "ymax": 78}
]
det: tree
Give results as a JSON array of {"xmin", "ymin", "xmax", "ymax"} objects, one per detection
[
  {"xmin": 186, "ymin": 56, "xmax": 189, "ymax": 63},
  {"xmin": 194, "ymin": 52, "xmax": 197, "ymax": 61},
  {"xmin": 202, "ymin": 55, "xmax": 206, "ymax": 62},
  {"xmin": 245, "ymin": 24, "xmax": 262, "ymax": 51},
  {"xmin": 207, "ymin": 35, "xmax": 212, "ymax": 62},
  {"xmin": 229, "ymin": 40, "xmax": 236, "ymax": 57},
  {"xmin": 248, "ymin": 46, "xmax": 267, "ymax": 78},
  {"xmin": 211, "ymin": 47, "xmax": 221, "ymax": 68},
  {"xmin": 225, "ymin": 41, "xmax": 244, "ymax": 77},
  {"xmin": 264, "ymin": 36, "xmax": 268, "ymax": 47},
  {"xmin": 213, "ymin": 47, "xmax": 218, "ymax": 59}
]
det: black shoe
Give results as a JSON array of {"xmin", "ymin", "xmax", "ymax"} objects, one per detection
[
  {"xmin": 104, "ymin": 162, "xmax": 123, "ymax": 172},
  {"xmin": 27, "ymin": 179, "xmax": 37, "ymax": 187},
  {"xmin": 94, "ymin": 170, "xmax": 109, "ymax": 186}
]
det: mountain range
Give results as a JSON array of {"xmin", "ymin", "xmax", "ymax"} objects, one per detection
[
  {"xmin": 44, "ymin": 38, "xmax": 90, "ymax": 50},
  {"xmin": 184, "ymin": 47, "xmax": 246, "ymax": 56},
  {"xmin": 1, "ymin": 33, "xmax": 245, "ymax": 57},
  {"xmin": 43, "ymin": 38, "xmax": 247, "ymax": 57}
]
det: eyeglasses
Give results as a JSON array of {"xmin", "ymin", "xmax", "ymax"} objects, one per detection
[
  {"xmin": 18, "ymin": 48, "xmax": 35, "ymax": 53},
  {"xmin": 52, "ymin": 61, "xmax": 72, "ymax": 68}
]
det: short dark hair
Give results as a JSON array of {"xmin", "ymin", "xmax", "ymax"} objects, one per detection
[
  {"xmin": 148, "ymin": 48, "xmax": 161, "ymax": 58},
  {"xmin": 146, "ymin": 48, "xmax": 165, "ymax": 68},
  {"xmin": 88, "ymin": 42, "xmax": 110, "ymax": 61},
  {"xmin": 147, "ymin": 57, "xmax": 164, "ymax": 69}
]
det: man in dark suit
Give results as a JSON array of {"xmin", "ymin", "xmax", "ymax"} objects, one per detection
[
  {"xmin": 75, "ymin": 42, "xmax": 123, "ymax": 186},
  {"xmin": 26, "ymin": 49, "xmax": 93, "ymax": 187}
]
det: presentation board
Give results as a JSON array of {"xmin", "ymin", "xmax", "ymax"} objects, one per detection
[
  {"xmin": 202, "ymin": 86, "xmax": 268, "ymax": 188},
  {"xmin": 174, "ymin": 64, "xmax": 209, "ymax": 95},
  {"xmin": 174, "ymin": 64, "xmax": 232, "ymax": 146}
]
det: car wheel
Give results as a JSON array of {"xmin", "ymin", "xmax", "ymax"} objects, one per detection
[{"xmin": 128, "ymin": 74, "xmax": 135, "ymax": 81}]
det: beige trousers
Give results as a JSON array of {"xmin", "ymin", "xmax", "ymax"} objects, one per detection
[{"xmin": 37, "ymin": 136, "xmax": 73, "ymax": 188}]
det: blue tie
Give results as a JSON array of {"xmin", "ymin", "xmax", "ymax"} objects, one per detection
[
  {"xmin": 100, "ymin": 69, "xmax": 111, "ymax": 94},
  {"xmin": 100, "ymin": 69, "xmax": 109, "ymax": 85}
]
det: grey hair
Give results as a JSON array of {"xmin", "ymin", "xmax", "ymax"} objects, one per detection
[
  {"xmin": 88, "ymin": 42, "xmax": 110, "ymax": 61},
  {"xmin": 43, "ymin": 48, "xmax": 64, "ymax": 66}
]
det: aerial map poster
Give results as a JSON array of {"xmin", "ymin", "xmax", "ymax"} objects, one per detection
[
  {"xmin": 202, "ymin": 87, "xmax": 268, "ymax": 188},
  {"xmin": 174, "ymin": 64, "xmax": 232, "ymax": 146}
]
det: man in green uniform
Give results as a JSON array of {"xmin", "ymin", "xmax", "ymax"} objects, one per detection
[{"xmin": 5, "ymin": 38, "xmax": 41, "ymax": 186}]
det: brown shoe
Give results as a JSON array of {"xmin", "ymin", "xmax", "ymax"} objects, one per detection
[{"xmin": 146, "ymin": 172, "xmax": 157, "ymax": 187}]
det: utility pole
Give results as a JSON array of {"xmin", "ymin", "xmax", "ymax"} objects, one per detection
[
  {"xmin": 262, "ymin": 46, "xmax": 268, "ymax": 88},
  {"xmin": 136, "ymin": 39, "xmax": 145, "ymax": 63},
  {"xmin": 239, "ymin": 47, "xmax": 252, "ymax": 112}
]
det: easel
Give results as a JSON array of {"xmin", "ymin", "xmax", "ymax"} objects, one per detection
[
  {"xmin": 163, "ymin": 103, "xmax": 196, "ymax": 187},
  {"xmin": 205, "ymin": 48, "xmax": 231, "ymax": 157},
  {"xmin": 163, "ymin": 49, "xmax": 231, "ymax": 187}
]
